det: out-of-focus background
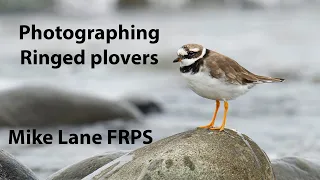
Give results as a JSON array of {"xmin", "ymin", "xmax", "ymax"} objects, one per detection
[{"xmin": 0, "ymin": 0, "xmax": 320, "ymax": 179}]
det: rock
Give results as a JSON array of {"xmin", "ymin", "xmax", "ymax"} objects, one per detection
[
  {"xmin": 83, "ymin": 128, "xmax": 275, "ymax": 180},
  {"xmin": 121, "ymin": 96, "xmax": 163, "ymax": 115},
  {"xmin": 47, "ymin": 151, "xmax": 128, "ymax": 180},
  {"xmin": 0, "ymin": 85, "xmax": 161, "ymax": 127},
  {"xmin": 0, "ymin": 0, "xmax": 55, "ymax": 14},
  {"xmin": 0, "ymin": 150, "xmax": 38, "ymax": 180},
  {"xmin": 116, "ymin": 0, "xmax": 149, "ymax": 10},
  {"xmin": 272, "ymin": 157, "xmax": 320, "ymax": 180},
  {"xmin": 312, "ymin": 75, "xmax": 320, "ymax": 84}
]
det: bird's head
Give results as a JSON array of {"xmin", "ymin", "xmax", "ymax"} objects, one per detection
[{"xmin": 173, "ymin": 44, "xmax": 206, "ymax": 66}]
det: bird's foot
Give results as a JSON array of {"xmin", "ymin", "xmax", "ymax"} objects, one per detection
[
  {"xmin": 198, "ymin": 124, "xmax": 213, "ymax": 129},
  {"xmin": 209, "ymin": 126, "xmax": 225, "ymax": 132}
]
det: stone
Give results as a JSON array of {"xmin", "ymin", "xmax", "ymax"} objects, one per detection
[
  {"xmin": 0, "ymin": 85, "xmax": 161, "ymax": 127},
  {"xmin": 83, "ymin": 128, "xmax": 275, "ymax": 180},
  {"xmin": 0, "ymin": 150, "xmax": 38, "ymax": 180},
  {"xmin": 121, "ymin": 96, "xmax": 163, "ymax": 115},
  {"xmin": 116, "ymin": 0, "xmax": 149, "ymax": 10},
  {"xmin": 47, "ymin": 151, "xmax": 128, "ymax": 180},
  {"xmin": 272, "ymin": 157, "xmax": 320, "ymax": 180},
  {"xmin": 0, "ymin": 0, "xmax": 54, "ymax": 14},
  {"xmin": 312, "ymin": 75, "xmax": 320, "ymax": 84}
]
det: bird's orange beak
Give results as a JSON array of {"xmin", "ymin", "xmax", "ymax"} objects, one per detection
[{"xmin": 173, "ymin": 57, "xmax": 182, "ymax": 63}]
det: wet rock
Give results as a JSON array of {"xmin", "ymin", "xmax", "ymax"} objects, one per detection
[
  {"xmin": 272, "ymin": 157, "xmax": 320, "ymax": 180},
  {"xmin": 116, "ymin": 0, "xmax": 149, "ymax": 10},
  {"xmin": 0, "ymin": 85, "xmax": 160, "ymax": 127},
  {"xmin": 122, "ymin": 96, "xmax": 163, "ymax": 115},
  {"xmin": 47, "ymin": 151, "xmax": 128, "ymax": 180},
  {"xmin": 311, "ymin": 75, "xmax": 320, "ymax": 84},
  {"xmin": 84, "ymin": 128, "xmax": 275, "ymax": 180},
  {"xmin": 0, "ymin": 0, "xmax": 55, "ymax": 14},
  {"xmin": 0, "ymin": 150, "xmax": 38, "ymax": 180},
  {"xmin": 187, "ymin": 0, "xmax": 224, "ymax": 7}
]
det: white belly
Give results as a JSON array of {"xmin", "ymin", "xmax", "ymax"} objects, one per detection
[{"xmin": 181, "ymin": 71, "xmax": 253, "ymax": 101}]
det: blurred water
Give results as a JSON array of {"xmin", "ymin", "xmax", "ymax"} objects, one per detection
[{"xmin": 0, "ymin": 2, "xmax": 320, "ymax": 179}]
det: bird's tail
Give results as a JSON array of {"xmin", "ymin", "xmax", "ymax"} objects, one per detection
[{"xmin": 255, "ymin": 75, "xmax": 285, "ymax": 83}]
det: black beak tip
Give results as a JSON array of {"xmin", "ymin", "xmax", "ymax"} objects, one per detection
[{"xmin": 173, "ymin": 58, "xmax": 180, "ymax": 63}]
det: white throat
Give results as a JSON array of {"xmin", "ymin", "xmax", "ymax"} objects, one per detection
[{"xmin": 180, "ymin": 48, "xmax": 207, "ymax": 67}]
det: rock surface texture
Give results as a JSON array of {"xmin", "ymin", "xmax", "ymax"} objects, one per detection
[
  {"xmin": 0, "ymin": 0, "xmax": 54, "ymax": 13},
  {"xmin": 0, "ymin": 150, "xmax": 38, "ymax": 180},
  {"xmin": 82, "ymin": 128, "xmax": 275, "ymax": 180},
  {"xmin": 272, "ymin": 157, "xmax": 320, "ymax": 180},
  {"xmin": 47, "ymin": 151, "xmax": 128, "ymax": 180},
  {"xmin": 0, "ymin": 86, "xmax": 161, "ymax": 127}
]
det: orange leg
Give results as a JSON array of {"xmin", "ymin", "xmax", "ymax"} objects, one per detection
[
  {"xmin": 198, "ymin": 100, "xmax": 220, "ymax": 129},
  {"xmin": 210, "ymin": 101, "xmax": 228, "ymax": 131}
]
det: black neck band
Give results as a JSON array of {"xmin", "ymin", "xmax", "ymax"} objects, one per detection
[{"xmin": 179, "ymin": 49, "xmax": 209, "ymax": 74}]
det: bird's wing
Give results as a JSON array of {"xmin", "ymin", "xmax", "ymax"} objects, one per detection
[{"xmin": 206, "ymin": 52, "xmax": 263, "ymax": 85}]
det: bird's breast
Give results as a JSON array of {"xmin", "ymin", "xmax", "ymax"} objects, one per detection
[{"xmin": 181, "ymin": 71, "xmax": 250, "ymax": 100}]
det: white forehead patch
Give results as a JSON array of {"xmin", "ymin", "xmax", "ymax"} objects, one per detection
[
  {"xmin": 189, "ymin": 48, "xmax": 200, "ymax": 52},
  {"xmin": 177, "ymin": 48, "xmax": 188, "ymax": 56}
]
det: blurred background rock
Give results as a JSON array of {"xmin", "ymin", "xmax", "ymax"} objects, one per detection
[
  {"xmin": 0, "ymin": 0, "xmax": 320, "ymax": 179},
  {"xmin": 1, "ymin": 0, "xmax": 320, "ymax": 14},
  {"xmin": 0, "ymin": 0, "xmax": 55, "ymax": 13}
]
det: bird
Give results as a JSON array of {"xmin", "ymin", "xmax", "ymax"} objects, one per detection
[{"xmin": 173, "ymin": 44, "xmax": 284, "ymax": 131}]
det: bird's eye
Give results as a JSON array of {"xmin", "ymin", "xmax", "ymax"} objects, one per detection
[{"xmin": 188, "ymin": 52, "xmax": 196, "ymax": 56}]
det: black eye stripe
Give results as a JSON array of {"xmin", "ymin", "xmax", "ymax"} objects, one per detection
[
  {"xmin": 188, "ymin": 51, "xmax": 196, "ymax": 57},
  {"xmin": 182, "ymin": 51, "xmax": 198, "ymax": 59}
]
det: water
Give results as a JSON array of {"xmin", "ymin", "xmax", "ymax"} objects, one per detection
[{"xmin": 1, "ymin": 2, "xmax": 320, "ymax": 179}]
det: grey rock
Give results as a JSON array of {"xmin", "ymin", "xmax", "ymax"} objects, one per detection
[
  {"xmin": 272, "ymin": 157, "xmax": 320, "ymax": 180},
  {"xmin": 0, "ymin": 150, "xmax": 38, "ymax": 180},
  {"xmin": 116, "ymin": 0, "xmax": 149, "ymax": 10},
  {"xmin": 0, "ymin": 0, "xmax": 55, "ymax": 14},
  {"xmin": 0, "ymin": 85, "xmax": 148, "ymax": 127},
  {"xmin": 122, "ymin": 96, "xmax": 163, "ymax": 115},
  {"xmin": 47, "ymin": 151, "xmax": 128, "ymax": 180},
  {"xmin": 84, "ymin": 128, "xmax": 275, "ymax": 180}
]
